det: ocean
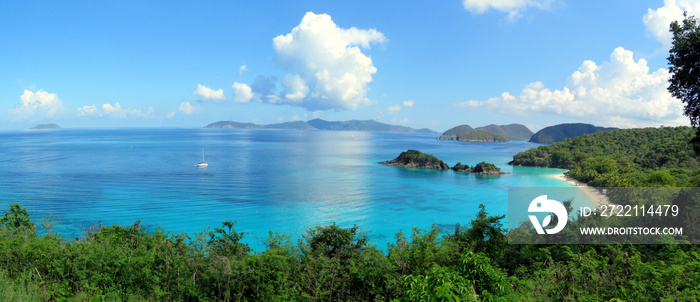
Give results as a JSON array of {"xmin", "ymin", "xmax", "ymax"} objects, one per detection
[{"xmin": 0, "ymin": 128, "xmax": 587, "ymax": 250}]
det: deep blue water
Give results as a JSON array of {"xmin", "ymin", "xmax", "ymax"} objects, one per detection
[{"xmin": 0, "ymin": 128, "xmax": 587, "ymax": 250}]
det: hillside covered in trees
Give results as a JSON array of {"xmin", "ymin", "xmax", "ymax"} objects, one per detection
[
  {"xmin": 511, "ymin": 126, "xmax": 700, "ymax": 187},
  {"xmin": 529, "ymin": 123, "xmax": 617, "ymax": 144}
]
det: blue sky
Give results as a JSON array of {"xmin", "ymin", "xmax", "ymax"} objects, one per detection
[{"xmin": 1, "ymin": 0, "xmax": 697, "ymax": 132}]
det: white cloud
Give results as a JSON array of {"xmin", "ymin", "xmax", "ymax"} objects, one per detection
[
  {"xmin": 232, "ymin": 82, "xmax": 254, "ymax": 103},
  {"xmin": 644, "ymin": 0, "xmax": 700, "ymax": 48},
  {"xmin": 462, "ymin": 0, "xmax": 554, "ymax": 21},
  {"xmin": 194, "ymin": 84, "xmax": 225, "ymax": 101},
  {"xmin": 101, "ymin": 102, "xmax": 142, "ymax": 118},
  {"xmin": 10, "ymin": 89, "xmax": 64, "ymax": 119},
  {"xmin": 272, "ymin": 12, "xmax": 385, "ymax": 111},
  {"xmin": 282, "ymin": 74, "xmax": 309, "ymax": 103},
  {"xmin": 460, "ymin": 47, "xmax": 686, "ymax": 128},
  {"xmin": 386, "ymin": 104, "xmax": 402, "ymax": 113},
  {"xmin": 239, "ymin": 65, "xmax": 247, "ymax": 75},
  {"xmin": 166, "ymin": 112, "xmax": 176, "ymax": 119},
  {"xmin": 78, "ymin": 105, "xmax": 101, "ymax": 116},
  {"xmin": 179, "ymin": 101, "xmax": 197, "ymax": 114},
  {"xmin": 402, "ymin": 100, "xmax": 414, "ymax": 107}
]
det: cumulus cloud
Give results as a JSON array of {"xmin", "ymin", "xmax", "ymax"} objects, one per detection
[
  {"xmin": 77, "ymin": 103, "xmax": 153, "ymax": 119},
  {"xmin": 232, "ymin": 82, "xmax": 254, "ymax": 103},
  {"xmin": 282, "ymin": 74, "xmax": 309, "ymax": 103},
  {"xmin": 462, "ymin": 0, "xmax": 554, "ymax": 21},
  {"xmin": 239, "ymin": 65, "xmax": 247, "ymax": 75},
  {"xmin": 78, "ymin": 105, "xmax": 101, "ymax": 116},
  {"xmin": 194, "ymin": 84, "xmax": 225, "ymax": 101},
  {"xmin": 101, "ymin": 102, "xmax": 142, "ymax": 118},
  {"xmin": 460, "ymin": 47, "xmax": 686, "ymax": 128},
  {"xmin": 179, "ymin": 101, "xmax": 197, "ymax": 114},
  {"xmin": 402, "ymin": 100, "xmax": 414, "ymax": 107},
  {"xmin": 10, "ymin": 89, "xmax": 64, "ymax": 119},
  {"xmin": 271, "ymin": 12, "xmax": 385, "ymax": 111},
  {"xmin": 644, "ymin": 0, "xmax": 700, "ymax": 48}
]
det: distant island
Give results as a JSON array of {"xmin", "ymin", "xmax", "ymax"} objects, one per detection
[
  {"xmin": 437, "ymin": 123, "xmax": 533, "ymax": 142},
  {"xmin": 438, "ymin": 130, "xmax": 509, "ymax": 142},
  {"xmin": 380, "ymin": 149, "xmax": 506, "ymax": 174},
  {"xmin": 528, "ymin": 123, "xmax": 617, "ymax": 144},
  {"xmin": 475, "ymin": 124, "xmax": 534, "ymax": 140},
  {"xmin": 206, "ymin": 119, "xmax": 437, "ymax": 133},
  {"xmin": 29, "ymin": 124, "xmax": 61, "ymax": 130}
]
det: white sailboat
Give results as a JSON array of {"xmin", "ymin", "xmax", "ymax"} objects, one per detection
[{"xmin": 195, "ymin": 148, "xmax": 208, "ymax": 167}]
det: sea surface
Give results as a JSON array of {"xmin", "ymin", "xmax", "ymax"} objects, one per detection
[{"xmin": 0, "ymin": 128, "xmax": 590, "ymax": 250}]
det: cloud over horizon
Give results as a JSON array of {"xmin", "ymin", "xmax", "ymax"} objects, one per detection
[
  {"xmin": 179, "ymin": 101, "xmax": 197, "ymax": 114},
  {"xmin": 10, "ymin": 90, "xmax": 64, "ymax": 120},
  {"xmin": 459, "ymin": 47, "xmax": 687, "ymax": 128},
  {"xmin": 194, "ymin": 84, "xmax": 225, "ymax": 101}
]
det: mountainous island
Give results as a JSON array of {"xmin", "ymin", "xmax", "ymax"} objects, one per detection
[
  {"xmin": 476, "ymin": 124, "xmax": 534, "ymax": 140},
  {"xmin": 29, "ymin": 123, "xmax": 61, "ymax": 130},
  {"xmin": 441, "ymin": 130, "xmax": 509, "ymax": 142},
  {"xmin": 206, "ymin": 119, "xmax": 437, "ymax": 133},
  {"xmin": 380, "ymin": 149, "xmax": 505, "ymax": 174},
  {"xmin": 528, "ymin": 123, "xmax": 617, "ymax": 144},
  {"xmin": 437, "ymin": 123, "xmax": 533, "ymax": 142}
]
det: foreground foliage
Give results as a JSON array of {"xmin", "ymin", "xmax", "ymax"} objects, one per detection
[{"xmin": 1, "ymin": 202, "xmax": 700, "ymax": 301}]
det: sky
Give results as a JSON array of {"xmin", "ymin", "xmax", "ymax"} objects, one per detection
[{"xmin": 1, "ymin": 0, "xmax": 699, "ymax": 132}]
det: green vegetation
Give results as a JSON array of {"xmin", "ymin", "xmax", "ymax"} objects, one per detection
[
  {"xmin": 455, "ymin": 130, "xmax": 509, "ymax": 142},
  {"xmin": 452, "ymin": 162, "xmax": 505, "ymax": 175},
  {"xmin": 669, "ymin": 13, "xmax": 700, "ymax": 152},
  {"xmin": 472, "ymin": 162, "xmax": 503, "ymax": 174},
  {"xmin": 2, "ymin": 202, "xmax": 700, "ymax": 301},
  {"xmin": 380, "ymin": 149, "xmax": 450, "ymax": 170},
  {"xmin": 511, "ymin": 126, "xmax": 700, "ymax": 187},
  {"xmin": 441, "ymin": 124, "xmax": 475, "ymax": 138},
  {"xmin": 451, "ymin": 162, "xmax": 472, "ymax": 172},
  {"xmin": 439, "ymin": 123, "xmax": 532, "ymax": 141},
  {"xmin": 528, "ymin": 123, "xmax": 617, "ymax": 144},
  {"xmin": 475, "ymin": 124, "xmax": 533, "ymax": 140}
]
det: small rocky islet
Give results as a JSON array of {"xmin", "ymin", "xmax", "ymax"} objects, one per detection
[{"xmin": 379, "ymin": 149, "xmax": 507, "ymax": 175}]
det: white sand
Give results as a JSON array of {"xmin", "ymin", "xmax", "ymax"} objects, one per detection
[{"xmin": 550, "ymin": 173, "xmax": 612, "ymax": 209}]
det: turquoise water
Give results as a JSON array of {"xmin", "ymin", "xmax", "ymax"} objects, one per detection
[{"xmin": 0, "ymin": 128, "xmax": 586, "ymax": 250}]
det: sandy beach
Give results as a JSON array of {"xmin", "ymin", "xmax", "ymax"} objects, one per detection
[{"xmin": 550, "ymin": 173, "xmax": 613, "ymax": 209}]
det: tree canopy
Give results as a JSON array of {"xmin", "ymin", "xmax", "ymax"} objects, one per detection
[{"xmin": 668, "ymin": 12, "xmax": 700, "ymax": 152}]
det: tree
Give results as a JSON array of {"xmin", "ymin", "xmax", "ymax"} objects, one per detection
[
  {"xmin": 668, "ymin": 12, "xmax": 700, "ymax": 152},
  {"xmin": 0, "ymin": 202, "xmax": 35, "ymax": 234}
]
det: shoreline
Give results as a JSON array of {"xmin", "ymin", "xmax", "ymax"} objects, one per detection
[{"xmin": 550, "ymin": 173, "xmax": 612, "ymax": 209}]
